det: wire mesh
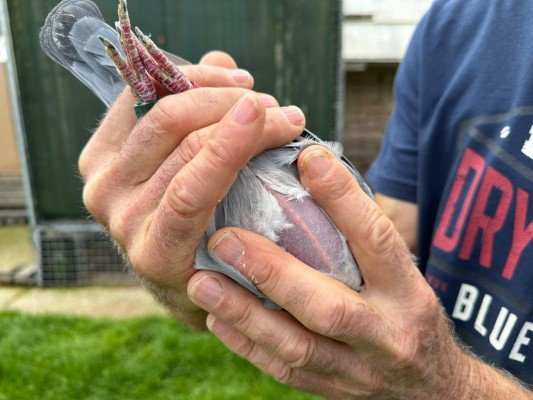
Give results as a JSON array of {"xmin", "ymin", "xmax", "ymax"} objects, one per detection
[{"xmin": 36, "ymin": 221, "xmax": 136, "ymax": 287}]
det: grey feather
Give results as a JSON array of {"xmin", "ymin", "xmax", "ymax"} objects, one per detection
[
  {"xmin": 40, "ymin": 0, "xmax": 125, "ymax": 106},
  {"xmin": 40, "ymin": 0, "xmax": 194, "ymax": 107}
]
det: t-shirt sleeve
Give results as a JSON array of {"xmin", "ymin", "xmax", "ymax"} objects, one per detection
[{"xmin": 365, "ymin": 17, "xmax": 425, "ymax": 204}]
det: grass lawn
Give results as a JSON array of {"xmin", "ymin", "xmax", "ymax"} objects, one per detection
[{"xmin": 0, "ymin": 312, "xmax": 319, "ymax": 400}]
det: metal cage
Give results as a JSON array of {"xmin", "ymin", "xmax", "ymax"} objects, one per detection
[{"xmin": 35, "ymin": 222, "xmax": 134, "ymax": 287}]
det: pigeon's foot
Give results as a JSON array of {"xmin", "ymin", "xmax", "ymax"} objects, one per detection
[{"xmin": 100, "ymin": 0, "xmax": 194, "ymax": 104}]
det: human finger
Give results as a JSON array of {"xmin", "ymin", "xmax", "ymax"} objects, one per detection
[
  {"xmin": 79, "ymin": 61, "xmax": 252, "ymax": 180},
  {"xmin": 107, "ymin": 88, "xmax": 275, "ymax": 185},
  {"xmin": 181, "ymin": 64, "xmax": 253, "ymax": 89},
  {"xmin": 206, "ymin": 229, "xmax": 394, "ymax": 350},
  {"xmin": 138, "ymin": 104, "xmax": 305, "ymax": 199},
  {"xmin": 78, "ymin": 88, "xmax": 137, "ymax": 181},
  {"xmin": 205, "ymin": 314, "xmax": 337, "ymax": 395},
  {"xmin": 188, "ymin": 271, "xmax": 346, "ymax": 374},
  {"xmin": 199, "ymin": 51, "xmax": 238, "ymax": 69},
  {"xmin": 297, "ymin": 145, "xmax": 424, "ymax": 298},
  {"xmin": 130, "ymin": 94, "xmax": 266, "ymax": 285}
]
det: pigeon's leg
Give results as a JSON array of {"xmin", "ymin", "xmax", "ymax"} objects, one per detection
[
  {"xmin": 135, "ymin": 38, "xmax": 188, "ymax": 94},
  {"xmin": 99, "ymin": 36, "xmax": 147, "ymax": 100},
  {"xmin": 117, "ymin": 0, "xmax": 156, "ymax": 102},
  {"xmin": 135, "ymin": 27, "xmax": 194, "ymax": 92},
  {"xmin": 113, "ymin": 0, "xmax": 192, "ymax": 99}
]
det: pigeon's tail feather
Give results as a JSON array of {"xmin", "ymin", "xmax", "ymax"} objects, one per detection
[
  {"xmin": 40, "ymin": 0, "xmax": 193, "ymax": 107},
  {"xmin": 40, "ymin": 0, "xmax": 126, "ymax": 106}
]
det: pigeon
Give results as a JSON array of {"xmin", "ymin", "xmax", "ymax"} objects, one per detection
[{"xmin": 40, "ymin": 0, "xmax": 373, "ymax": 306}]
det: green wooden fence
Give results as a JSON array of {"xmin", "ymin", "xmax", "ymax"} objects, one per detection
[{"xmin": 7, "ymin": 0, "xmax": 341, "ymax": 222}]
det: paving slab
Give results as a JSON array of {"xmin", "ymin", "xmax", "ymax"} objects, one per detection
[
  {"xmin": 0, "ymin": 226, "xmax": 35, "ymax": 279},
  {"xmin": 5, "ymin": 287, "xmax": 167, "ymax": 319},
  {"xmin": 0, "ymin": 287, "xmax": 27, "ymax": 308}
]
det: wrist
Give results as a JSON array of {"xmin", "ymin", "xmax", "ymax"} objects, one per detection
[
  {"xmin": 455, "ymin": 354, "xmax": 532, "ymax": 400},
  {"xmin": 140, "ymin": 277, "xmax": 208, "ymax": 330},
  {"xmin": 451, "ymin": 353, "xmax": 478, "ymax": 400},
  {"xmin": 435, "ymin": 342, "xmax": 474, "ymax": 400}
]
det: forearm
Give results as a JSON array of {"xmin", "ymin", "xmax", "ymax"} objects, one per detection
[{"xmin": 462, "ymin": 356, "xmax": 532, "ymax": 399}]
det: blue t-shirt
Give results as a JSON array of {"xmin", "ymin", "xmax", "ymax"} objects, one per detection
[{"xmin": 366, "ymin": 0, "xmax": 533, "ymax": 384}]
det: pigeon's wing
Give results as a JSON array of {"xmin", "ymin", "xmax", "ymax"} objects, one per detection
[{"xmin": 40, "ymin": 0, "xmax": 192, "ymax": 107}]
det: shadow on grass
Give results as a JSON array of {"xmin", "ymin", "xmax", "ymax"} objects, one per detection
[{"xmin": 0, "ymin": 312, "xmax": 319, "ymax": 400}]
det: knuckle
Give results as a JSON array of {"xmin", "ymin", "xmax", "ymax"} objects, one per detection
[
  {"xmin": 108, "ymin": 205, "xmax": 141, "ymax": 249},
  {"xmin": 321, "ymin": 170, "xmax": 355, "ymax": 203},
  {"xmin": 82, "ymin": 180, "xmax": 98, "ymax": 216},
  {"xmin": 273, "ymin": 364, "xmax": 297, "ymax": 385},
  {"xmin": 128, "ymin": 246, "xmax": 147, "ymax": 272},
  {"xmin": 311, "ymin": 297, "xmax": 377, "ymax": 340},
  {"xmin": 177, "ymin": 131, "xmax": 206, "ymax": 164},
  {"xmin": 234, "ymin": 335, "xmax": 256, "ymax": 359},
  {"xmin": 128, "ymin": 248, "xmax": 173, "ymax": 283},
  {"xmin": 127, "ymin": 242, "xmax": 170, "ymax": 282},
  {"xmin": 231, "ymin": 302, "xmax": 255, "ymax": 331},
  {"xmin": 108, "ymin": 213, "xmax": 128, "ymax": 247},
  {"xmin": 78, "ymin": 149, "xmax": 92, "ymax": 182},
  {"xmin": 392, "ymin": 340, "xmax": 419, "ymax": 370},
  {"xmin": 365, "ymin": 210, "xmax": 398, "ymax": 257},
  {"xmin": 145, "ymin": 97, "xmax": 182, "ymax": 139},
  {"xmin": 204, "ymin": 136, "xmax": 235, "ymax": 167},
  {"xmin": 164, "ymin": 178, "xmax": 203, "ymax": 220},
  {"xmin": 310, "ymin": 297, "xmax": 349, "ymax": 337},
  {"xmin": 82, "ymin": 172, "xmax": 110, "ymax": 221},
  {"xmin": 247, "ymin": 252, "xmax": 283, "ymax": 293},
  {"xmin": 280, "ymin": 333, "xmax": 317, "ymax": 369}
]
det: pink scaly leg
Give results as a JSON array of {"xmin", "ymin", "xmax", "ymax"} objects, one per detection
[
  {"xmin": 118, "ymin": 0, "xmax": 156, "ymax": 102},
  {"xmin": 135, "ymin": 27, "xmax": 194, "ymax": 92},
  {"xmin": 99, "ymin": 36, "xmax": 146, "ymax": 100},
  {"xmin": 135, "ymin": 39, "xmax": 185, "ymax": 94}
]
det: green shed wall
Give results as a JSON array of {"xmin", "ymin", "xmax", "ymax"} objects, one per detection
[{"xmin": 7, "ymin": 0, "xmax": 341, "ymax": 221}]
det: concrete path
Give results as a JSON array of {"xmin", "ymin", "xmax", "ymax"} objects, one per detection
[
  {"xmin": 0, "ymin": 225, "xmax": 167, "ymax": 319},
  {"xmin": 0, "ymin": 286, "xmax": 167, "ymax": 319},
  {"xmin": 0, "ymin": 225, "xmax": 35, "ymax": 284}
]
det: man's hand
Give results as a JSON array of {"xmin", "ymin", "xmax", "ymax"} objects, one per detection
[
  {"xmin": 79, "ymin": 52, "xmax": 306, "ymax": 329},
  {"xmin": 187, "ymin": 145, "xmax": 532, "ymax": 399}
]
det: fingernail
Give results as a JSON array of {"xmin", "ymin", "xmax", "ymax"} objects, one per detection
[
  {"xmin": 206, "ymin": 314, "xmax": 216, "ymax": 331},
  {"xmin": 260, "ymin": 94, "xmax": 278, "ymax": 108},
  {"xmin": 210, "ymin": 231, "xmax": 245, "ymax": 268},
  {"xmin": 190, "ymin": 276, "xmax": 223, "ymax": 308},
  {"xmin": 232, "ymin": 95, "xmax": 260, "ymax": 125},
  {"xmin": 229, "ymin": 69, "xmax": 252, "ymax": 84},
  {"xmin": 282, "ymin": 106, "xmax": 305, "ymax": 126},
  {"xmin": 302, "ymin": 148, "xmax": 332, "ymax": 180},
  {"xmin": 206, "ymin": 315, "xmax": 233, "ymax": 338}
]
